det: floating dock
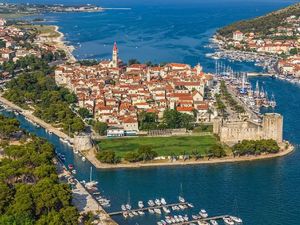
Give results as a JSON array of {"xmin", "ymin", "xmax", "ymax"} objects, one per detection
[{"xmin": 108, "ymin": 202, "xmax": 190, "ymax": 216}]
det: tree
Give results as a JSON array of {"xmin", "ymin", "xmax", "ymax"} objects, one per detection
[
  {"xmin": 78, "ymin": 108, "xmax": 91, "ymax": 119},
  {"xmin": 93, "ymin": 122, "xmax": 108, "ymax": 136},
  {"xmin": 124, "ymin": 152, "xmax": 140, "ymax": 162},
  {"xmin": 137, "ymin": 145, "xmax": 158, "ymax": 161},
  {"xmin": 208, "ymin": 144, "xmax": 226, "ymax": 158},
  {"xmin": 128, "ymin": 59, "xmax": 140, "ymax": 65},
  {"xmin": 138, "ymin": 111, "xmax": 158, "ymax": 130},
  {"xmin": 96, "ymin": 150, "xmax": 120, "ymax": 164}
]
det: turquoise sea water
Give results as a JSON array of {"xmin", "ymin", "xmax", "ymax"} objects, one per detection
[{"xmin": 3, "ymin": 0, "xmax": 300, "ymax": 224}]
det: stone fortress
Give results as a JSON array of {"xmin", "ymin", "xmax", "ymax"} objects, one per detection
[{"xmin": 213, "ymin": 113, "xmax": 283, "ymax": 145}]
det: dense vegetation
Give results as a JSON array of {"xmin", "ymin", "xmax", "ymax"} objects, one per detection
[
  {"xmin": 232, "ymin": 139, "xmax": 280, "ymax": 156},
  {"xmin": 218, "ymin": 3, "xmax": 300, "ymax": 37},
  {"xmin": 0, "ymin": 115, "xmax": 78, "ymax": 224},
  {"xmin": 138, "ymin": 109, "xmax": 195, "ymax": 131},
  {"xmin": 3, "ymin": 56, "xmax": 85, "ymax": 135}
]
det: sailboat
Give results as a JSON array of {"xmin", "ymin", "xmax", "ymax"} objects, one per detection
[{"xmin": 85, "ymin": 167, "xmax": 98, "ymax": 190}]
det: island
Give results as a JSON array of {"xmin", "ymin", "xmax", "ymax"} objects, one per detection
[{"xmin": 212, "ymin": 3, "xmax": 300, "ymax": 83}]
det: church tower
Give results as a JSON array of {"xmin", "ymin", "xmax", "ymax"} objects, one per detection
[{"xmin": 112, "ymin": 42, "xmax": 118, "ymax": 68}]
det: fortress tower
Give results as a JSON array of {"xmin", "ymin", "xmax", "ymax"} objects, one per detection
[
  {"xmin": 112, "ymin": 42, "xmax": 118, "ymax": 68},
  {"xmin": 262, "ymin": 113, "xmax": 283, "ymax": 143}
]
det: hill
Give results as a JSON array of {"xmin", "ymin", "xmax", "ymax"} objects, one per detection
[{"xmin": 217, "ymin": 3, "xmax": 300, "ymax": 37}]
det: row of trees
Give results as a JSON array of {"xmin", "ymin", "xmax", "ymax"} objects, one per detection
[
  {"xmin": 232, "ymin": 139, "xmax": 280, "ymax": 156},
  {"xmin": 220, "ymin": 81, "xmax": 245, "ymax": 114},
  {"xmin": 0, "ymin": 115, "xmax": 79, "ymax": 224},
  {"xmin": 138, "ymin": 109, "xmax": 195, "ymax": 131}
]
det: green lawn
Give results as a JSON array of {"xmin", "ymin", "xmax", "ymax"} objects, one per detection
[{"xmin": 98, "ymin": 135, "xmax": 218, "ymax": 157}]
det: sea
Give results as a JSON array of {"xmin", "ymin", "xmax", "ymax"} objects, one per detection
[{"xmin": 2, "ymin": 0, "xmax": 300, "ymax": 224}]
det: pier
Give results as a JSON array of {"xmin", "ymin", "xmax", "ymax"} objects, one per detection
[
  {"xmin": 108, "ymin": 202, "xmax": 190, "ymax": 216},
  {"xmin": 172, "ymin": 215, "xmax": 229, "ymax": 225}
]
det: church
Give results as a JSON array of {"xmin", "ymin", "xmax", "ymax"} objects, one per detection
[{"xmin": 100, "ymin": 42, "xmax": 123, "ymax": 68}]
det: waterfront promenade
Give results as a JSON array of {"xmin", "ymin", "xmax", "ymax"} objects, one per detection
[
  {"xmin": 86, "ymin": 143, "xmax": 294, "ymax": 169},
  {"xmin": 56, "ymin": 160, "xmax": 118, "ymax": 225},
  {"xmin": 0, "ymin": 94, "xmax": 72, "ymax": 142}
]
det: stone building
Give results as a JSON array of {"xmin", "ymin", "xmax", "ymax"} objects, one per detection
[
  {"xmin": 73, "ymin": 134, "xmax": 93, "ymax": 151},
  {"xmin": 213, "ymin": 113, "xmax": 283, "ymax": 145}
]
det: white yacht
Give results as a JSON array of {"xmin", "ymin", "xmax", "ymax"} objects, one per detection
[
  {"xmin": 148, "ymin": 208, "xmax": 154, "ymax": 214},
  {"xmin": 138, "ymin": 210, "xmax": 144, "ymax": 215},
  {"xmin": 148, "ymin": 200, "xmax": 155, "ymax": 206},
  {"xmin": 210, "ymin": 219, "xmax": 218, "ymax": 225},
  {"xmin": 199, "ymin": 209, "xmax": 208, "ymax": 218},
  {"xmin": 230, "ymin": 216, "xmax": 243, "ymax": 223},
  {"xmin": 154, "ymin": 208, "xmax": 162, "ymax": 214},
  {"xmin": 138, "ymin": 201, "xmax": 144, "ymax": 208},
  {"xmin": 155, "ymin": 198, "xmax": 161, "ymax": 206},
  {"xmin": 121, "ymin": 205, "xmax": 126, "ymax": 211},
  {"xmin": 161, "ymin": 198, "xmax": 167, "ymax": 205},
  {"xmin": 223, "ymin": 217, "xmax": 234, "ymax": 225},
  {"xmin": 125, "ymin": 204, "xmax": 131, "ymax": 210},
  {"xmin": 178, "ymin": 196, "xmax": 185, "ymax": 203},
  {"xmin": 162, "ymin": 206, "xmax": 170, "ymax": 213}
]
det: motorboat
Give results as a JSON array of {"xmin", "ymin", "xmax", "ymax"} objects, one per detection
[
  {"xmin": 210, "ymin": 219, "xmax": 218, "ymax": 225},
  {"xmin": 230, "ymin": 216, "xmax": 243, "ymax": 223},
  {"xmin": 125, "ymin": 204, "xmax": 131, "ymax": 210},
  {"xmin": 122, "ymin": 212, "xmax": 128, "ymax": 218},
  {"xmin": 162, "ymin": 206, "xmax": 170, "ymax": 214},
  {"xmin": 161, "ymin": 198, "xmax": 167, "ymax": 205},
  {"xmin": 178, "ymin": 196, "xmax": 185, "ymax": 203},
  {"xmin": 121, "ymin": 205, "xmax": 126, "ymax": 211},
  {"xmin": 188, "ymin": 203, "xmax": 194, "ymax": 208},
  {"xmin": 223, "ymin": 217, "xmax": 235, "ymax": 225},
  {"xmin": 132, "ymin": 211, "xmax": 138, "ymax": 216},
  {"xmin": 138, "ymin": 210, "xmax": 144, "ymax": 215},
  {"xmin": 199, "ymin": 209, "xmax": 208, "ymax": 218},
  {"xmin": 148, "ymin": 200, "xmax": 155, "ymax": 206},
  {"xmin": 82, "ymin": 156, "xmax": 86, "ymax": 161},
  {"xmin": 155, "ymin": 198, "xmax": 161, "ymax": 206},
  {"xmin": 148, "ymin": 208, "xmax": 154, "ymax": 214},
  {"xmin": 154, "ymin": 208, "xmax": 162, "ymax": 214},
  {"xmin": 138, "ymin": 201, "xmax": 144, "ymax": 208}
]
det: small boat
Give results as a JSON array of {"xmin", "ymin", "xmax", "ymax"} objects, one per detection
[
  {"xmin": 230, "ymin": 216, "xmax": 243, "ymax": 223},
  {"xmin": 157, "ymin": 222, "xmax": 162, "ymax": 225},
  {"xmin": 183, "ymin": 215, "xmax": 189, "ymax": 221},
  {"xmin": 138, "ymin": 201, "xmax": 144, "ymax": 208},
  {"xmin": 192, "ymin": 215, "xmax": 199, "ymax": 220},
  {"xmin": 179, "ymin": 204, "xmax": 185, "ymax": 210},
  {"xmin": 188, "ymin": 203, "xmax": 194, "ymax": 208},
  {"xmin": 122, "ymin": 211, "xmax": 128, "ymax": 218},
  {"xmin": 121, "ymin": 205, "xmax": 126, "ymax": 211},
  {"xmin": 162, "ymin": 206, "xmax": 170, "ymax": 214},
  {"xmin": 132, "ymin": 211, "xmax": 138, "ymax": 216},
  {"xmin": 223, "ymin": 217, "xmax": 234, "ymax": 225},
  {"xmin": 199, "ymin": 209, "xmax": 208, "ymax": 218},
  {"xmin": 161, "ymin": 220, "xmax": 167, "ymax": 225},
  {"xmin": 161, "ymin": 198, "xmax": 167, "ymax": 205},
  {"xmin": 154, "ymin": 208, "xmax": 162, "ymax": 214},
  {"xmin": 155, "ymin": 198, "xmax": 161, "ymax": 206},
  {"xmin": 210, "ymin": 219, "xmax": 218, "ymax": 225},
  {"xmin": 82, "ymin": 156, "xmax": 86, "ymax": 161},
  {"xmin": 128, "ymin": 212, "xmax": 134, "ymax": 217},
  {"xmin": 178, "ymin": 196, "xmax": 185, "ymax": 203},
  {"xmin": 174, "ymin": 216, "xmax": 180, "ymax": 222},
  {"xmin": 68, "ymin": 164, "xmax": 74, "ymax": 170},
  {"xmin": 125, "ymin": 204, "xmax": 131, "ymax": 210},
  {"xmin": 148, "ymin": 200, "xmax": 155, "ymax": 206},
  {"xmin": 148, "ymin": 208, "xmax": 154, "ymax": 214},
  {"xmin": 138, "ymin": 210, "xmax": 144, "ymax": 215},
  {"xmin": 71, "ymin": 169, "xmax": 76, "ymax": 174}
]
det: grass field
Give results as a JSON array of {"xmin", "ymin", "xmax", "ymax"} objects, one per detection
[{"xmin": 98, "ymin": 135, "xmax": 218, "ymax": 157}]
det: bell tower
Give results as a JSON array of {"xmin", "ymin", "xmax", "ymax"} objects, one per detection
[{"xmin": 112, "ymin": 42, "xmax": 118, "ymax": 68}]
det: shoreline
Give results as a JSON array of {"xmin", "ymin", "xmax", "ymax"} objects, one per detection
[
  {"xmin": 0, "ymin": 95, "xmax": 295, "ymax": 170},
  {"xmin": 85, "ymin": 143, "xmax": 294, "ymax": 169}
]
